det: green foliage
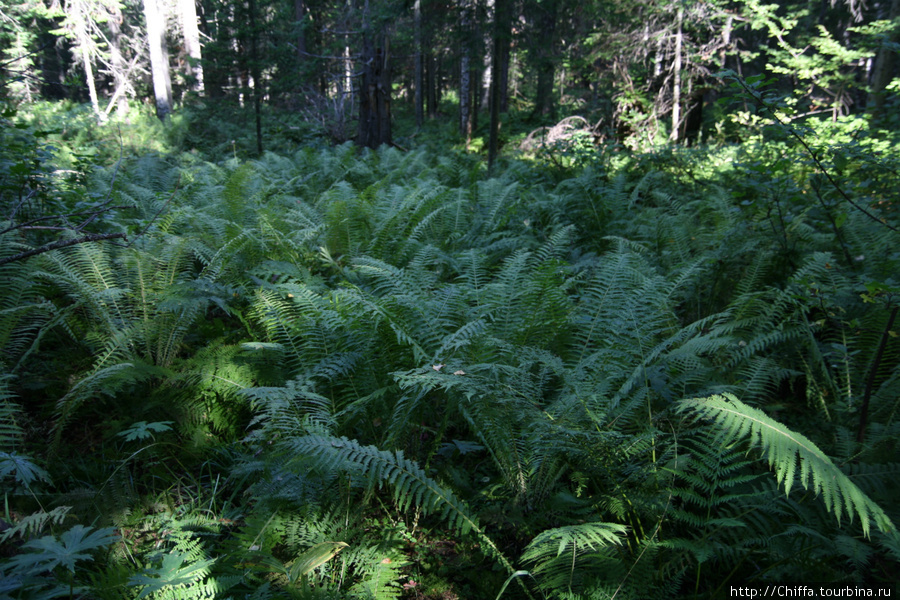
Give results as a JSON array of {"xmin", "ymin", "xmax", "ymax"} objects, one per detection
[
  {"xmin": 675, "ymin": 394, "xmax": 895, "ymax": 537},
  {"xmin": 1, "ymin": 101, "xmax": 898, "ymax": 599},
  {"xmin": 0, "ymin": 524, "xmax": 116, "ymax": 599},
  {"xmin": 129, "ymin": 552, "xmax": 217, "ymax": 599},
  {"xmin": 520, "ymin": 522, "xmax": 627, "ymax": 593}
]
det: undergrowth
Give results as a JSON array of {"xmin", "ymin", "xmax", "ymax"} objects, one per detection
[{"xmin": 1, "ymin": 102, "xmax": 899, "ymax": 599}]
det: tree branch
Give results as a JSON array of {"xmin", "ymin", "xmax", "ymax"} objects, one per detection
[
  {"xmin": 0, "ymin": 233, "xmax": 127, "ymax": 267},
  {"xmin": 727, "ymin": 73, "xmax": 898, "ymax": 234}
]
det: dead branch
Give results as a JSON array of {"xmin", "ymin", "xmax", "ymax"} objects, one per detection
[{"xmin": 0, "ymin": 232, "xmax": 128, "ymax": 267}]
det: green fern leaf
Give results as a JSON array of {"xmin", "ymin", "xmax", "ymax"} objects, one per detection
[
  {"xmin": 520, "ymin": 523, "xmax": 626, "ymax": 593},
  {"xmin": 129, "ymin": 551, "xmax": 216, "ymax": 599},
  {"xmin": 676, "ymin": 394, "xmax": 895, "ymax": 537},
  {"xmin": 0, "ymin": 506, "xmax": 72, "ymax": 543},
  {"xmin": 5, "ymin": 524, "xmax": 116, "ymax": 574},
  {"xmin": 289, "ymin": 541, "xmax": 349, "ymax": 583},
  {"xmin": 0, "ymin": 450, "xmax": 50, "ymax": 487},
  {"xmin": 289, "ymin": 434, "xmax": 519, "ymax": 575}
]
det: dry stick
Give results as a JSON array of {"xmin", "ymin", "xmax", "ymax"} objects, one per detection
[
  {"xmin": 0, "ymin": 128, "xmax": 133, "ymax": 264},
  {"xmin": 0, "ymin": 42, "xmax": 54, "ymax": 69},
  {"xmin": 733, "ymin": 76, "xmax": 898, "ymax": 234},
  {"xmin": 809, "ymin": 177, "xmax": 857, "ymax": 268},
  {"xmin": 0, "ymin": 232, "xmax": 128, "ymax": 267},
  {"xmin": 0, "ymin": 204, "xmax": 133, "ymax": 236}
]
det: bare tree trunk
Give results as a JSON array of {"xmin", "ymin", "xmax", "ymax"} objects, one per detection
[
  {"xmin": 69, "ymin": 0, "xmax": 103, "ymax": 121},
  {"xmin": 471, "ymin": 65, "xmax": 480, "ymax": 133},
  {"xmin": 426, "ymin": 51, "xmax": 437, "ymax": 117},
  {"xmin": 357, "ymin": 34, "xmax": 392, "ymax": 148},
  {"xmin": 529, "ymin": 0, "xmax": 558, "ymax": 119},
  {"xmin": 481, "ymin": 48, "xmax": 492, "ymax": 110},
  {"xmin": 249, "ymin": 0, "xmax": 262, "ymax": 154},
  {"xmin": 80, "ymin": 37, "xmax": 102, "ymax": 122},
  {"xmin": 459, "ymin": 0, "xmax": 472, "ymax": 142},
  {"xmin": 143, "ymin": 0, "xmax": 173, "ymax": 120},
  {"xmin": 868, "ymin": 0, "xmax": 900, "ymax": 122},
  {"xmin": 498, "ymin": 40, "xmax": 510, "ymax": 112},
  {"xmin": 295, "ymin": 0, "xmax": 306, "ymax": 67},
  {"xmin": 460, "ymin": 54, "xmax": 471, "ymax": 138},
  {"xmin": 180, "ymin": 0, "xmax": 204, "ymax": 94},
  {"xmin": 198, "ymin": 2, "xmax": 224, "ymax": 98},
  {"xmin": 671, "ymin": 2, "xmax": 684, "ymax": 142},
  {"xmin": 414, "ymin": 0, "xmax": 424, "ymax": 128},
  {"xmin": 489, "ymin": 0, "xmax": 511, "ymax": 169},
  {"xmin": 107, "ymin": 8, "xmax": 130, "ymax": 117}
]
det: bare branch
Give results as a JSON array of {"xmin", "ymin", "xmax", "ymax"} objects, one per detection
[
  {"xmin": 0, "ymin": 233, "xmax": 128, "ymax": 267},
  {"xmin": 0, "ymin": 205, "xmax": 135, "ymax": 237}
]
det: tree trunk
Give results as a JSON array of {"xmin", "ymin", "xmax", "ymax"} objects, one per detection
[
  {"xmin": 107, "ymin": 8, "xmax": 130, "ymax": 117},
  {"xmin": 460, "ymin": 53, "xmax": 471, "ymax": 138},
  {"xmin": 459, "ymin": 0, "xmax": 473, "ymax": 142},
  {"xmin": 295, "ymin": 0, "xmax": 306, "ymax": 74},
  {"xmin": 671, "ymin": 2, "xmax": 684, "ymax": 142},
  {"xmin": 489, "ymin": 0, "xmax": 511, "ymax": 169},
  {"xmin": 357, "ymin": 35, "xmax": 392, "ymax": 148},
  {"xmin": 180, "ymin": 0, "xmax": 204, "ymax": 94},
  {"xmin": 867, "ymin": 0, "xmax": 900, "ymax": 122},
  {"xmin": 69, "ymin": 0, "xmax": 102, "ymax": 121},
  {"xmin": 529, "ymin": 0, "xmax": 558, "ymax": 119},
  {"xmin": 197, "ymin": 0, "xmax": 225, "ymax": 98},
  {"xmin": 498, "ymin": 39, "xmax": 510, "ymax": 112},
  {"xmin": 249, "ymin": 0, "xmax": 263, "ymax": 154},
  {"xmin": 81, "ymin": 45, "xmax": 102, "ymax": 122},
  {"xmin": 414, "ymin": 0, "xmax": 424, "ymax": 128},
  {"xmin": 471, "ymin": 65, "xmax": 480, "ymax": 134},
  {"xmin": 143, "ymin": 0, "xmax": 173, "ymax": 120},
  {"xmin": 426, "ymin": 52, "xmax": 437, "ymax": 117}
]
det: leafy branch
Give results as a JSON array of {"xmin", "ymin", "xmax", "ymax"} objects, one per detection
[{"xmin": 717, "ymin": 69, "xmax": 898, "ymax": 235}]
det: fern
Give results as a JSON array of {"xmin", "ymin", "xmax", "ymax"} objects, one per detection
[
  {"xmin": 129, "ymin": 552, "xmax": 217, "ymax": 600},
  {"xmin": 0, "ymin": 506, "xmax": 72, "ymax": 544},
  {"xmin": 520, "ymin": 522, "xmax": 627, "ymax": 593},
  {"xmin": 675, "ymin": 393, "xmax": 895, "ymax": 537},
  {"xmin": 4, "ymin": 524, "xmax": 117, "ymax": 574},
  {"xmin": 287, "ymin": 434, "xmax": 520, "ymax": 575}
]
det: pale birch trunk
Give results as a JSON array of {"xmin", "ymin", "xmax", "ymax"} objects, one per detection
[
  {"xmin": 143, "ymin": 0, "xmax": 173, "ymax": 120},
  {"xmin": 670, "ymin": 2, "xmax": 683, "ymax": 142},
  {"xmin": 179, "ymin": 0, "xmax": 204, "ymax": 93},
  {"xmin": 459, "ymin": 0, "xmax": 472, "ymax": 143},
  {"xmin": 107, "ymin": 8, "xmax": 130, "ymax": 117}
]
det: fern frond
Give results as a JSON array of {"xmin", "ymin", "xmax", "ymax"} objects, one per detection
[
  {"xmin": 521, "ymin": 522, "xmax": 627, "ymax": 592},
  {"xmin": 0, "ymin": 374, "xmax": 23, "ymax": 450},
  {"xmin": 0, "ymin": 507, "xmax": 72, "ymax": 543},
  {"xmin": 287, "ymin": 434, "xmax": 519, "ymax": 575},
  {"xmin": 676, "ymin": 394, "xmax": 895, "ymax": 537}
]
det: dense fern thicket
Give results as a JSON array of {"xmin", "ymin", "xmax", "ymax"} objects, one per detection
[{"xmin": 1, "ymin": 110, "xmax": 899, "ymax": 599}]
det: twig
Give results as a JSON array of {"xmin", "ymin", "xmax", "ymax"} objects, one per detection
[
  {"xmin": 6, "ymin": 189, "xmax": 39, "ymax": 222},
  {"xmin": 0, "ymin": 42, "xmax": 54, "ymax": 68},
  {"xmin": 0, "ymin": 233, "xmax": 128, "ymax": 267},
  {"xmin": 0, "ymin": 204, "xmax": 134, "ymax": 236},
  {"xmin": 730, "ymin": 75, "xmax": 898, "ymax": 234}
]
